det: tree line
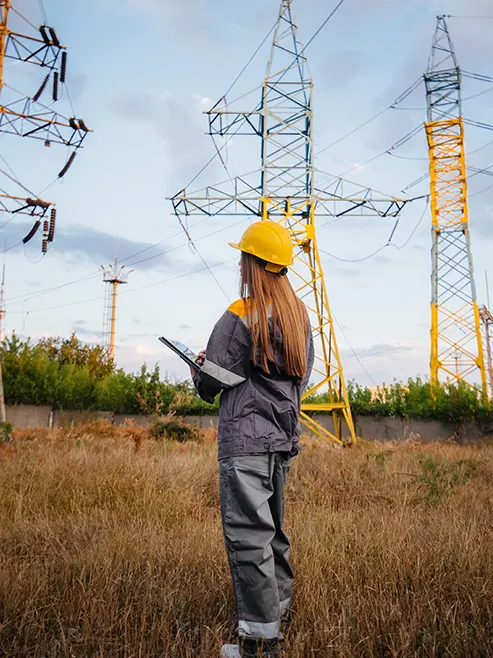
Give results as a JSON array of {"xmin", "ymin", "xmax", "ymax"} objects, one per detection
[{"xmin": 2, "ymin": 333, "xmax": 492, "ymax": 423}]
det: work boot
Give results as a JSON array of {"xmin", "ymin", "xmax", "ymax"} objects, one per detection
[{"xmin": 220, "ymin": 638, "xmax": 281, "ymax": 658}]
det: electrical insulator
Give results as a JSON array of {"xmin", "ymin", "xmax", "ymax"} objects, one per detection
[
  {"xmin": 52, "ymin": 71, "xmax": 59, "ymax": 101},
  {"xmin": 48, "ymin": 27, "xmax": 61, "ymax": 48},
  {"xmin": 43, "ymin": 220, "xmax": 49, "ymax": 235},
  {"xmin": 33, "ymin": 74, "xmax": 49, "ymax": 103},
  {"xmin": 58, "ymin": 151, "xmax": 77, "ymax": 178},
  {"xmin": 42, "ymin": 239, "xmax": 48, "ymax": 254},
  {"xmin": 68, "ymin": 117, "xmax": 79, "ymax": 131},
  {"xmin": 39, "ymin": 26, "xmax": 50, "ymax": 45},
  {"xmin": 48, "ymin": 209, "xmax": 56, "ymax": 242},
  {"xmin": 78, "ymin": 118, "xmax": 89, "ymax": 132},
  {"xmin": 60, "ymin": 51, "xmax": 67, "ymax": 83},
  {"xmin": 23, "ymin": 220, "xmax": 41, "ymax": 244}
]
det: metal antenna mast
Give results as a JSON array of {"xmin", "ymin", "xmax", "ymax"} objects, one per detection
[
  {"xmin": 0, "ymin": 0, "xmax": 91, "ymax": 252},
  {"xmin": 424, "ymin": 16, "xmax": 487, "ymax": 396},
  {"xmin": 480, "ymin": 306, "xmax": 493, "ymax": 400},
  {"xmin": 171, "ymin": 0, "xmax": 416, "ymax": 445},
  {"xmin": 101, "ymin": 252, "xmax": 132, "ymax": 362}
]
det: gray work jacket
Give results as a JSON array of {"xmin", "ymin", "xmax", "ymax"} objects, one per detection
[{"xmin": 193, "ymin": 299, "xmax": 314, "ymax": 460}]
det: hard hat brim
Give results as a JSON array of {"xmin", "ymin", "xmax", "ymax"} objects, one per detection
[{"xmin": 228, "ymin": 242, "xmax": 241, "ymax": 252}]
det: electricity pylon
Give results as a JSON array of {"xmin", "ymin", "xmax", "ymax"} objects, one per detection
[
  {"xmin": 424, "ymin": 16, "xmax": 487, "ymax": 397},
  {"xmin": 0, "ymin": 0, "xmax": 91, "ymax": 252},
  {"xmin": 480, "ymin": 306, "xmax": 493, "ymax": 400},
  {"xmin": 101, "ymin": 255, "xmax": 132, "ymax": 362},
  {"xmin": 170, "ymin": 0, "xmax": 416, "ymax": 445}
]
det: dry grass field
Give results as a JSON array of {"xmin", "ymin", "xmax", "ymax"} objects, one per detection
[{"xmin": 1, "ymin": 421, "xmax": 492, "ymax": 657}]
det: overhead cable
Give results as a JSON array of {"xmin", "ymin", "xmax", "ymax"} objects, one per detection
[
  {"xmin": 332, "ymin": 315, "xmax": 378, "ymax": 387},
  {"xmin": 25, "ymin": 258, "xmax": 237, "ymax": 315},
  {"xmin": 318, "ymin": 196, "xmax": 430, "ymax": 263},
  {"xmin": 222, "ymin": 22, "xmax": 277, "ymax": 100},
  {"xmin": 318, "ymin": 77, "xmax": 423, "ymax": 156},
  {"xmin": 300, "ymin": 0, "xmax": 348, "ymax": 53}
]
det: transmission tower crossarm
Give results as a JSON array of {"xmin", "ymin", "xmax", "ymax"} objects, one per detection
[
  {"xmin": 0, "ymin": 192, "xmax": 53, "ymax": 216},
  {"xmin": 207, "ymin": 107, "xmax": 263, "ymax": 136},
  {"xmin": 5, "ymin": 30, "xmax": 65, "ymax": 69},
  {"xmin": 170, "ymin": 178, "xmax": 414, "ymax": 218},
  {"xmin": 0, "ymin": 104, "xmax": 90, "ymax": 146}
]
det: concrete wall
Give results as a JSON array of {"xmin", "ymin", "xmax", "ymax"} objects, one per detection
[
  {"xmin": 5, "ymin": 405, "xmax": 493, "ymax": 442},
  {"xmin": 113, "ymin": 414, "xmax": 154, "ymax": 427},
  {"xmin": 6, "ymin": 405, "xmax": 52, "ymax": 429},
  {"xmin": 183, "ymin": 415, "xmax": 219, "ymax": 430},
  {"xmin": 53, "ymin": 410, "xmax": 113, "ymax": 428}
]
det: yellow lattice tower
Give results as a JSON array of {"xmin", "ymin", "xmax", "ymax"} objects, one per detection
[{"xmin": 424, "ymin": 16, "xmax": 487, "ymax": 396}]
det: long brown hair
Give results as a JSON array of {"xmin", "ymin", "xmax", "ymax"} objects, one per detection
[{"xmin": 240, "ymin": 253, "xmax": 309, "ymax": 378}]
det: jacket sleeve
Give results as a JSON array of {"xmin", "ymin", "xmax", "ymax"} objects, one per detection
[
  {"xmin": 193, "ymin": 308, "xmax": 252, "ymax": 404},
  {"xmin": 301, "ymin": 325, "xmax": 314, "ymax": 392}
]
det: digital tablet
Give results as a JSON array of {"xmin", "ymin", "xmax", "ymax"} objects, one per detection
[{"xmin": 158, "ymin": 337, "xmax": 201, "ymax": 373}]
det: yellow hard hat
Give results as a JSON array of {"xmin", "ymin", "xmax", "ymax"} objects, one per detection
[{"xmin": 229, "ymin": 221, "xmax": 293, "ymax": 271}]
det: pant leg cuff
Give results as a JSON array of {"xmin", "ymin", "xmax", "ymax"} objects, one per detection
[{"xmin": 238, "ymin": 619, "xmax": 279, "ymax": 639}]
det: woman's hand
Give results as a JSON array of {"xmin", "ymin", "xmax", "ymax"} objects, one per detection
[{"xmin": 190, "ymin": 350, "xmax": 206, "ymax": 377}]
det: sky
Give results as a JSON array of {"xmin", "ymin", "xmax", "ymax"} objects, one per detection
[{"xmin": 1, "ymin": 0, "xmax": 493, "ymax": 387}]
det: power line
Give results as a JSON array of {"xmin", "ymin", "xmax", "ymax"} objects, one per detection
[
  {"xmin": 127, "ymin": 218, "xmax": 245, "ymax": 270},
  {"xmin": 317, "ymin": 77, "xmax": 423, "ymax": 156},
  {"xmin": 448, "ymin": 15, "xmax": 493, "ymax": 20},
  {"xmin": 192, "ymin": 247, "xmax": 231, "ymax": 303},
  {"xmin": 10, "ymin": 6, "xmax": 38, "ymax": 31},
  {"xmin": 124, "ymin": 258, "xmax": 237, "ymax": 298},
  {"xmin": 37, "ymin": 0, "xmax": 48, "ymax": 24},
  {"xmin": 222, "ymin": 21, "xmax": 277, "ymax": 100},
  {"xmin": 0, "ymin": 165, "xmax": 37, "ymax": 197},
  {"xmin": 469, "ymin": 179, "xmax": 493, "ymax": 199},
  {"xmin": 318, "ymin": 196, "xmax": 430, "ymax": 262},
  {"xmin": 318, "ymin": 107, "xmax": 389, "ymax": 156},
  {"xmin": 6, "ymin": 271, "xmax": 101, "ymax": 306},
  {"xmin": 6, "ymin": 217, "xmax": 220, "ymax": 306},
  {"xmin": 25, "ymin": 258, "xmax": 237, "ymax": 314},
  {"xmin": 392, "ymin": 196, "xmax": 430, "ymax": 249},
  {"xmin": 301, "ymin": 0, "xmax": 348, "ymax": 53},
  {"xmin": 333, "ymin": 315, "xmax": 378, "ymax": 387},
  {"xmin": 331, "ymin": 123, "xmax": 423, "ymax": 179},
  {"xmin": 319, "ymin": 244, "xmax": 387, "ymax": 264}
]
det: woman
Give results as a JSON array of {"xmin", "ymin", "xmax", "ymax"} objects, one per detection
[{"xmin": 192, "ymin": 220, "xmax": 314, "ymax": 658}]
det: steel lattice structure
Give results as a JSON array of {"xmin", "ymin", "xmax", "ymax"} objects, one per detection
[
  {"xmin": 424, "ymin": 16, "xmax": 487, "ymax": 396},
  {"xmin": 480, "ymin": 306, "xmax": 493, "ymax": 400},
  {"xmin": 101, "ymin": 256, "xmax": 132, "ymax": 362},
  {"xmin": 171, "ymin": 0, "xmax": 416, "ymax": 445},
  {"xmin": 0, "ymin": 0, "xmax": 90, "ymax": 251}
]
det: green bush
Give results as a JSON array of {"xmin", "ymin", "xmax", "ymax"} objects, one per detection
[
  {"xmin": 2, "ymin": 333, "xmax": 492, "ymax": 423},
  {"xmin": 416, "ymin": 455, "xmax": 479, "ymax": 504},
  {"xmin": 151, "ymin": 416, "xmax": 199, "ymax": 442},
  {"xmin": 308, "ymin": 378, "xmax": 493, "ymax": 424},
  {"xmin": 0, "ymin": 421, "xmax": 13, "ymax": 442}
]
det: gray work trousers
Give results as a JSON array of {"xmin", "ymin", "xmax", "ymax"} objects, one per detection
[{"xmin": 219, "ymin": 452, "xmax": 294, "ymax": 640}]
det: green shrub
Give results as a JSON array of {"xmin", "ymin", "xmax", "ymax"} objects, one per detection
[
  {"xmin": 0, "ymin": 421, "xmax": 13, "ymax": 442},
  {"xmin": 151, "ymin": 416, "xmax": 199, "ymax": 442},
  {"xmin": 416, "ymin": 455, "xmax": 479, "ymax": 504}
]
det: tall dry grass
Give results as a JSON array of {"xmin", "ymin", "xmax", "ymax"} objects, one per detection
[{"xmin": 1, "ymin": 422, "xmax": 492, "ymax": 657}]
